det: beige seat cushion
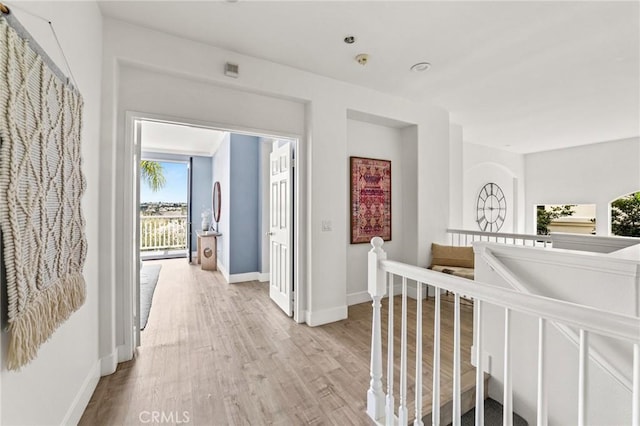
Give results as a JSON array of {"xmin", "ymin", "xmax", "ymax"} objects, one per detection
[
  {"xmin": 431, "ymin": 264, "xmax": 475, "ymax": 280},
  {"xmin": 430, "ymin": 243, "xmax": 474, "ymax": 269}
]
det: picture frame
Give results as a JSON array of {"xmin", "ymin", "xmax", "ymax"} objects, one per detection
[{"xmin": 350, "ymin": 156, "xmax": 392, "ymax": 244}]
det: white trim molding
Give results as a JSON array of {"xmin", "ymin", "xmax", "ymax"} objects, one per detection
[
  {"xmin": 347, "ymin": 291, "xmax": 371, "ymax": 306},
  {"xmin": 474, "ymin": 241, "xmax": 639, "ymax": 278},
  {"xmin": 61, "ymin": 360, "xmax": 100, "ymax": 426}
]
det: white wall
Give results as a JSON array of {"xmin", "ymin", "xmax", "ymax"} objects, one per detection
[
  {"xmin": 463, "ymin": 143, "xmax": 525, "ymax": 233},
  {"xmin": 212, "ymin": 134, "xmax": 231, "ymax": 277},
  {"xmin": 259, "ymin": 139, "xmax": 272, "ymax": 276},
  {"xmin": 99, "ymin": 17, "xmax": 450, "ymax": 352},
  {"xmin": 525, "ymin": 137, "xmax": 640, "ymax": 235},
  {"xmin": 449, "ymin": 124, "xmax": 463, "ymax": 229},
  {"xmin": 1, "ymin": 2, "xmax": 102, "ymax": 424},
  {"xmin": 346, "ymin": 118, "xmax": 417, "ymax": 305}
]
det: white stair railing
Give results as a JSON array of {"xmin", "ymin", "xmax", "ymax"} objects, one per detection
[
  {"xmin": 478, "ymin": 244, "xmax": 633, "ymax": 393},
  {"xmin": 366, "ymin": 237, "xmax": 640, "ymax": 426},
  {"xmin": 447, "ymin": 228, "xmax": 552, "ymax": 248}
]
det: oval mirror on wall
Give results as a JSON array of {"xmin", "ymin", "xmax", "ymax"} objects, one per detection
[{"xmin": 212, "ymin": 181, "xmax": 221, "ymax": 226}]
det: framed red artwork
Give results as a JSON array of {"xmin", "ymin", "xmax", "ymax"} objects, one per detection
[{"xmin": 350, "ymin": 156, "xmax": 391, "ymax": 244}]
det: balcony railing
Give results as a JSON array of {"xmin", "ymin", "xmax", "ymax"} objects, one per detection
[
  {"xmin": 140, "ymin": 215, "xmax": 187, "ymax": 252},
  {"xmin": 447, "ymin": 228, "xmax": 553, "ymax": 248}
]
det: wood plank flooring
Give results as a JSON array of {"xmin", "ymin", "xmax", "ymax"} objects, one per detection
[{"xmin": 79, "ymin": 259, "xmax": 474, "ymax": 426}]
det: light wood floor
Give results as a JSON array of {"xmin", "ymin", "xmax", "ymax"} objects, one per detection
[{"xmin": 80, "ymin": 259, "xmax": 474, "ymax": 426}]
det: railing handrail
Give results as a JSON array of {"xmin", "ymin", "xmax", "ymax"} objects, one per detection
[
  {"xmin": 140, "ymin": 215, "xmax": 188, "ymax": 219},
  {"xmin": 447, "ymin": 228, "xmax": 552, "ymax": 243},
  {"xmin": 379, "ymin": 259, "xmax": 640, "ymax": 343}
]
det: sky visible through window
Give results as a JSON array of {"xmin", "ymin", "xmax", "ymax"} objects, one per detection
[{"xmin": 140, "ymin": 161, "xmax": 188, "ymax": 203}]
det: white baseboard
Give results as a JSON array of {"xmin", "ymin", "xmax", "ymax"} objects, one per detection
[
  {"xmin": 258, "ymin": 272, "xmax": 270, "ymax": 282},
  {"xmin": 347, "ymin": 291, "xmax": 371, "ymax": 306},
  {"xmin": 227, "ymin": 271, "xmax": 259, "ymax": 283},
  {"xmin": 306, "ymin": 305, "xmax": 348, "ymax": 326},
  {"xmin": 61, "ymin": 359, "xmax": 100, "ymax": 426},
  {"xmin": 100, "ymin": 348, "xmax": 118, "ymax": 376}
]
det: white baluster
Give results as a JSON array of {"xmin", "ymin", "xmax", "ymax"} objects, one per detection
[
  {"xmin": 451, "ymin": 233, "xmax": 454, "ymax": 245},
  {"xmin": 475, "ymin": 300, "xmax": 484, "ymax": 426},
  {"xmin": 414, "ymin": 282, "xmax": 424, "ymax": 426},
  {"xmin": 537, "ymin": 318, "xmax": 548, "ymax": 426},
  {"xmin": 453, "ymin": 293, "xmax": 461, "ymax": 425},
  {"xmin": 633, "ymin": 343, "xmax": 639, "ymax": 426},
  {"xmin": 386, "ymin": 273, "xmax": 395, "ymax": 426},
  {"xmin": 432, "ymin": 288, "xmax": 441, "ymax": 426},
  {"xmin": 367, "ymin": 237, "xmax": 387, "ymax": 422},
  {"xmin": 578, "ymin": 330, "xmax": 588, "ymax": 426},
  {"xmin": 504, "ymin": 308, "xmax": 513, "ymax": 426},
  {"xmin": 399, "ymin": 277, "xmax": 409, "ymax": 425}
]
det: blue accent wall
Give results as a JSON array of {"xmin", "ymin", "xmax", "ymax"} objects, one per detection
[{"xmin": 229, "ymin": 134, "xmax": 260, "ymax": 274}]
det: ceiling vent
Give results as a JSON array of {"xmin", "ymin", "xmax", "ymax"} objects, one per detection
[{"xmin": 224, "ymin": 62, "xmax": 239, "ymax": 78}]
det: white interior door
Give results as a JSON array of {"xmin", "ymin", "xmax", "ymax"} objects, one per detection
[{"xmin": 269, "ymin": 141, "xmax": 293, "ymax": 316}]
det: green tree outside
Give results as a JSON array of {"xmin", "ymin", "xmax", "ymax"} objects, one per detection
[
  {"xmin": 140, "ymin": 160, "xmax": 166, "ymax": 192},
  {"xmin": 611, "ymin": 192, "xmax": 640, "ymax": 237}
]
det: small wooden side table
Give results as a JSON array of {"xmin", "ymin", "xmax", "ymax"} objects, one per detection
[{"xmin": 196, "ymin": 231, "xmax": 221, "ymax": 271}]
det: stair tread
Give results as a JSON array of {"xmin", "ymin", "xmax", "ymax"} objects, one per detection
[{"xmin": 451, "ymin": 398, "xmax": 528, "ymax": 426}]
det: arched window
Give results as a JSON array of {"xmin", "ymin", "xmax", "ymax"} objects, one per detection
[{"xmin": 611, "ymin": 192, "xmax": 640, "ymax": 237}]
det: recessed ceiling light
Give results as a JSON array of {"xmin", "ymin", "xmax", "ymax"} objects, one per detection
[
  {"xmin": 410, "ymin": 62, "xmax": 432, "ymax": 72},
  {"xmin": 344, "ymin": 35, "xmax": 356, "ymax": 44}
]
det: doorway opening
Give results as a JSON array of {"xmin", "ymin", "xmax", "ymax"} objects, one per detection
[
  {"xmin": 126, "ymin": 112, "xmax": 303, "ymax": 354},
  {"xmin": 139, "ymin": 159, "xmax": 189, "ymax": 260}
]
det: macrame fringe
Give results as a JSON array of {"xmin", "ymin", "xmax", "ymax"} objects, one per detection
[{"xmin": 6, "ymin": 273, "xmax": 86, "ymax": 370}]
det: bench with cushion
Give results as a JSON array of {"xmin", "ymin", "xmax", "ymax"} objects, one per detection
[{"xmin": 429, "ymin": 243, "xmax": 474, "ymax": 280}]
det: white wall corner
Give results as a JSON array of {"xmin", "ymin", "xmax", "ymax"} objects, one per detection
[
  {"xmin": 217, "ymin": 260, "xmax": 230, "ymax": 283},
  {"xmin": 306, "ymin": 305, "xmax": 348, "ymax": 326},
  {"xmin": 258, "ymin": 272, "xmax": 270, "ymax": 283},
  {"xmin": 347, "ymin": 291, "xmax": 371, "ymax": 306},
  {"xmin": 61, "ymin": 360, "xmax": 100, "ymax": 426}
]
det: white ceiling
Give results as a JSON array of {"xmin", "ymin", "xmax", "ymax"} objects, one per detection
[
  {"xmin": 141, "ymin": 120, "xmax": 227, "ymax": 157},
  {"xmin": 99, "ymin": 1, "xmax": 640, "ymax": 153}
]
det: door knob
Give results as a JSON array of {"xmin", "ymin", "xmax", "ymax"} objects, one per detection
[{"xmin": 266, "ymin": 232, "xmax": 274, "ymax": 237}]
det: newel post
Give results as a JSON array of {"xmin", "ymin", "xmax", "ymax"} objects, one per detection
[{"xmin": 367, "ymin": 237, "xmax": 387, "ymax": 421}]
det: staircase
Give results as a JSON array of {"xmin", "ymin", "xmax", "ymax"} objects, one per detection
[{"xmin": 365, "ymin": 236, "xmax": 640, "ymax": 425}]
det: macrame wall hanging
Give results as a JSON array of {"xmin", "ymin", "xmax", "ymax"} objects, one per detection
[{"xmin": 0, "ymin": 4, "xmax": 87, "ymax": 370}]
